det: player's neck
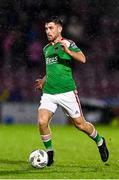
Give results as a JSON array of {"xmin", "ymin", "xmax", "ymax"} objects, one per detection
[{"xmin": 51, "ymin": 35, "xmax": 63, "ymax": 45}]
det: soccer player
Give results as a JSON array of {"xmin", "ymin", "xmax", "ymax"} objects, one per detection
[{"xmin": 35, "ymin": 16, "xmax": 109, "ymax": 166}]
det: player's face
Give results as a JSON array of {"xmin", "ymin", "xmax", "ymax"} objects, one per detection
[{"xmin": 45, "ymin": 22, "xmax": 62, "ymax": 42}]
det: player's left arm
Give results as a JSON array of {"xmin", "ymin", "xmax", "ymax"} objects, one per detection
[{"xmin": 60, "ymin": 41, "xmax": 86, "ymax": 63}]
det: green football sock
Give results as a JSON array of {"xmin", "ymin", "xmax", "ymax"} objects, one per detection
[
  {"xmin": 41, "ymin": 134, "xmax": 53, "ymax": 151},
  {"xmin": 93, "ymin": 133, "xmax": 103, "ymax": 146},
  {"xmin": 43, "ymin": 139, "xmax": 53, "ymax": 151},
  {"xmin": 90, "ymin": 129, "xmax": 103, "ymax": 146}
]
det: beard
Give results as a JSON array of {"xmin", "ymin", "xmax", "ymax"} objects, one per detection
[{"xmin": 47, "ymin": 33, "xmax": 59, "ymax": 42}]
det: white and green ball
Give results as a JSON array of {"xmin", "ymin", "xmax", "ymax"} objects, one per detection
[{"xmin": 29, "ymin": 149, "xmax": 48, "ymax": 168}]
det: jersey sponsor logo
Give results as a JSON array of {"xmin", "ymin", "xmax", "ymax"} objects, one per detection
[{"xmin": 46, "ymin": 56, "xmax": 58, "ymax": 65}]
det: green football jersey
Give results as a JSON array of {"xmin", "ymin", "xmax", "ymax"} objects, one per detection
[{"xmin": 43, "ymin": 39, "xmax": 81, "ymax": 94}]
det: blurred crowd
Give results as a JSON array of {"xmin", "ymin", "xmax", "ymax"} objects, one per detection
[{"xmin": 0, "ymin": 0, "xmax": 119, "ymax": 103}]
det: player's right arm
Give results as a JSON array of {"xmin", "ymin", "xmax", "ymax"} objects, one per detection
[{"xmin": 35, "ymin": 76, "xmax": 46, "ymax": 90}]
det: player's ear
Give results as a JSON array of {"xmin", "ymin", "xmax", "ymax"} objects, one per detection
[{"xmin": 58, "ymin": 25, "xmax": 62, "ymax": 33}]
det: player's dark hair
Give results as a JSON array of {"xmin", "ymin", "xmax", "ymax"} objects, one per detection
[{"xmin": 45, "ymin": 16, "xmax": 63, "ymax": 27}]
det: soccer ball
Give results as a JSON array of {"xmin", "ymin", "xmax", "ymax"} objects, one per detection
[{"xmin": 29, "ymin": 149, "xmax": 48, "ymax": 168}]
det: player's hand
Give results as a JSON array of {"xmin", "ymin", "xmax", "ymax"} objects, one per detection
[
  {"xmin": 35, "ymin": 79, "xmax": 44, "ymax": 90},
  {"xmin": 60, "ymin": 41, "xmax": 71, "ymax": 54}
]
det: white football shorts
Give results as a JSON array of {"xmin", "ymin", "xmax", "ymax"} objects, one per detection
[{"xmin": 38, "ymin": 90, "xmax": 83, "ymax": 118}]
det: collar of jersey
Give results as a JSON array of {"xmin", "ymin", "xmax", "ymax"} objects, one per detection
[{"xmin": 50, "ymin": 37, "xmax": 64, "ymax": 45}]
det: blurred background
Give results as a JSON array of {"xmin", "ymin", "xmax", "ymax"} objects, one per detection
[{"xmin": 0, "ymin": 0, "xmax": 119, "ymax": 124}]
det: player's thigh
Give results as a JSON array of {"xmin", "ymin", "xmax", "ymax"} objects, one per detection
[
  {"xmin": 38, "ymin": 109, "xmax": 54, "ymax": 125},
  {"xmin": 59, "ymin": 91, "xmax": 83, "ymax": 119},
  {"xmin": 38, "ymin": 93, "xmax": 57, "ymax": 125},
  {"xmin": 39, "ymin": 93, "xmax": 57, "ymax": 114}
]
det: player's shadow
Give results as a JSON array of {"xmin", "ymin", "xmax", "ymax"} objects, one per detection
[
  {"xmin": 0, "ymin": 159, "xmax": 104, "ymax": 177},
  {"xmin": 0, "ymin": 159, "xmax": 79, "ymax": 177},
  {"xmin": 0, "ymin": 159, "xmax": 61, "ymax": 177},
  {"xmin": 0, "ymin": 159, "xmax": 27, "ymax": 165},
  {"xmin": 0, "ymin": 159, "xmax": 28, "ymax": 177},
  {"xmin": 56, "ymin": 164, "xmax": 100, "ymax": 173}
]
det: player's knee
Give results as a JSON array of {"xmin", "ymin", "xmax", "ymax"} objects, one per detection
[
  {"xmin": 74, "ymin": 117, "xmax": 86, "ymax": 131},
  {"xmin": 38, "ymin": 117, "xmax": 48, "ymax": 128}
]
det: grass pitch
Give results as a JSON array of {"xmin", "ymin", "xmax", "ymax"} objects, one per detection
[{"xmin": 0, "ymin": 124, "xmax": 119, "ymax": 179}]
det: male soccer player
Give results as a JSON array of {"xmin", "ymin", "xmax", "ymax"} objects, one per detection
[{"xmin": 35, "ymin": 16, "xmax": 109, "ymax": 166}]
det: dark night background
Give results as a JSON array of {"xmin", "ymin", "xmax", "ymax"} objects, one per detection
[{"xmin": 0, "ymin": 0, "xmax": 119, "ymax": 108}]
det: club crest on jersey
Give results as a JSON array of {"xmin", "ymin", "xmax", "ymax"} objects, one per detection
[
  {"xmin": 46, "ymin": 56, "xmax": 58, "ymax": 65},
  {"xmin": 54, "ymin": 47, "xmax": 59, "ymax": 53}
]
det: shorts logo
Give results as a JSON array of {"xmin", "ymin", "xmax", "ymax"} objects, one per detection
[{"xmin": 75, "ymin": 111, "xmax": 79, "ymax": 114}]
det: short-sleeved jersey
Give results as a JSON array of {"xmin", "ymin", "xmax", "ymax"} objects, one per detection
[{"xmin": 43, "ymin": 39, "xmax": 81, "ymax": 94}]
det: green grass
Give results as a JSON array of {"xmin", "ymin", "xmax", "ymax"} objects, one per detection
[{"xmin": 0, "ymin": 124, "xmax": 119, "ymax": 179}]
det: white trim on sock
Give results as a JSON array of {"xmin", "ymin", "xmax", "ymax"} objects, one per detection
[
  {"xmin": 41, "ymin": 134, "xmax": 51, "ymax": 141},
  {"xmin": 97, "ymin": 138, "xmax": 103, "ymax": 146},
  {"xmin": 42, "ymin": 138, "xmax": 51, "ymax": 142},
  {"xmin": 46, "ymin": 149, "xmax": 53, "ymax": 152},
  {"xmin": 89, "ymin": 129, "xmax": 97, "ymax": 138}
]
